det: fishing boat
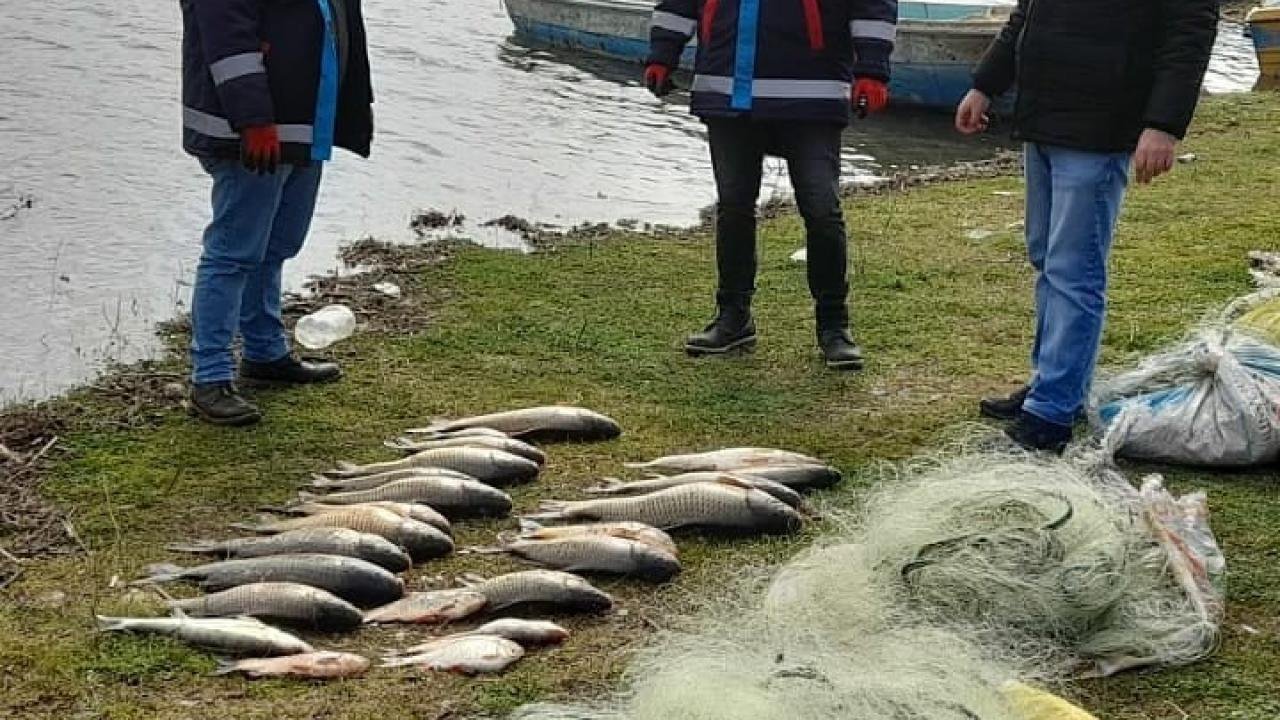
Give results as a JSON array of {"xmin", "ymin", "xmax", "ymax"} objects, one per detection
[
  {"xmin": 1246, "ymin": 3, "xmax": 1280, "ymax": 90},
  {"xmin": 503, "ymin": 0, "xmax": 1014, "ymax": 110}
]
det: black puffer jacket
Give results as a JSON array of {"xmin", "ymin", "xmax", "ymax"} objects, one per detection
[{"xmin": 973, "ymin": 0, "xmax": 1218, "ymax": 152}]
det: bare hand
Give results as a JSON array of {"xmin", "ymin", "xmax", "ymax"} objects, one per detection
[
  {"xmin": 955, "ymin": 90, "xmax": 991, "ymax": 135},
  {"xmin": 1133, "ymin": 128, "xmax": 1178, "ymax": 185}
]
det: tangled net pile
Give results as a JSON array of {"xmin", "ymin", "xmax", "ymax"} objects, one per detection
[{"xmin": 514, "ymin": 453, "xmax": 1223, "ymax": 720}]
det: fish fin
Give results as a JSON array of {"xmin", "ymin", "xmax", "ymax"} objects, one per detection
[
  {"xmin": 458, "ymin": 546, "xmax": 507, "ymax": 556},
  {"xmin": 713, "ymin": 476, "xmax": 753, "ymax": 491},
  {"xmin": 456, "ymin": 572, "xmax": 487, "ymax": 587},
  {"xmin": 164, "ymin": 541, "xmax": 217, "ymax": 554},
  {"xmin": 95, "ymin": 615, "xmax": 126, "ymax": 632},
  {"xmin": 583, "ymin": 478, "xmax": 624, "ymax": 495},
  {"xmin": 212, "ymin": 658, "xmax": 241, "ymax": 676},
  {"xmin": 228, "ymin": 522, "xmax": 269, "ymax": 534}
]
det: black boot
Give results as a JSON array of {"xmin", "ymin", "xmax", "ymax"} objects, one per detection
[
  {"xmin": 979, "ymin": 385, "xmax": 1030, "ymax": 421},
  {"xmin": 241, "ymin": 355, "xmax": 342, "ymax": 385},
  {"xmin": 189, "ymin": 383, "xmax": 261, "ymax": 427},
  {"xmin": 685, "ymin": 307, "xmax": 757, "ymax": 356},
  {"xmin": 818, "ymin": 328, "xmax": 864, "ymax": 371},
  {"xmin": 1006, "ymin": 410, "xmax": 1072, "ymax": 455}
]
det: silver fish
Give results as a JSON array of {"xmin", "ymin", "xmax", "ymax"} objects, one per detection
[
  {"xmin": 272, "ymin": 501, "xmax": 451, "ymax": 534},
  {"xmin": 527, "ymin": 478, "xmax": 804, "ymax": 535},
  {"xmin": 136, "ymin": 554, "xmax": 406, "ymax": 608},
  {"xmin": 624, "ymin": 448, "xmax": 823, "ymax": 472},
  {"xmin": 96, "ymin": 614, "xmax": 313, "ymax": 656},
  {"xmin": 296, "ymin": 477, "xmax": 512, "ymax": 519},
  {"xmin": 516, "ymin": 519, "xmax": 678, "ymax": 557},
  {"xmin": 404, "ymin": 406, "xmax": 622, "ymax": 442},
  {"xmin": 384, "ymin": 434, "xmax": 548, "ymax": 465},
  {"xmin": 323, "ymin": 448, "xmax": 539, "ymax": 486},
  {"xmin": 475, "ymin": 535, "xmax": 681, "ymax": 583},
  {"xmin": 215, "ymin": 651, "xmax": 370, "ymax": 680},
  {"xmin": 230, "ymin": 506, "xmax": 455, "ymax": 561},
  {"xmin": 305, "ymin": 467, "xmax": 477, "ymax": 492},
  {"xmin": 462, "ymin": 570, "xmax": 614, "ymax": 613},
  {"xmin": 167, "ymin": 527, "xmax": 412, "ymax": 573},
  {"xmin": 380, "ymin": 634, "xmax": 524, "ymax": 674},
  {"xmin": 363, "ymin": 589, "xmax": 489, "ymax": 625},
  {"xmin": 392, "ymin": 619, "xmax": 570, "ymax": 655},
  {"xmin": 587, "ymin": 471, "xmax": 805, "ymax": 509},
  {"xmin": 735, "ymin": 463, "xmax": 843, "ymax": 490},
  {"xmin": 167, "ymin": 582, "xmax": 363, "ymax": 632}
]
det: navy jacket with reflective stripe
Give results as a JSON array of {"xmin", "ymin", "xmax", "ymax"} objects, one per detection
[
  {"xmin": 648, "ymin": 0, "xmax": 897, "ymax": 125},
  {"xmin": 180, "ymin": 0, "xmax": 374, "ymax": 164}
]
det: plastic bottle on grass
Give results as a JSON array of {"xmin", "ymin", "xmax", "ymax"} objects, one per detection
[{"xmin": 294, "ymin": 304, "xmax": 356, "ymax": 350}]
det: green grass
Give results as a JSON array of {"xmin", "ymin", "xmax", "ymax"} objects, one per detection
[{"xmin": 2, "ymin": 93, "xmax": 1279, "ymax": 719}]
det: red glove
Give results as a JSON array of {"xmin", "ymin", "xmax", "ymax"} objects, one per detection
[
  {"xmin": 852, "ymin": 78, "xmax": 890, "ymax": 118},
  {"xmin": 644, "ymin": 64, "xmax": 674, "ymax": 97},
  {"xmin": 241, "ymin": 124, "xmax": 281, "ymax": 175}
]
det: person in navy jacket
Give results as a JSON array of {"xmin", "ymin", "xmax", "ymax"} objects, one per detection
[
  {"xmin": 646, "ymin": 0, "xmax": 897, "ymax": 370},
  {"xmin": 180, "ymin": 0, "xmax": 374, "ymax": 426}
]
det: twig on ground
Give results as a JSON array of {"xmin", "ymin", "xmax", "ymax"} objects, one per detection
[
  {"xmin": 27, "ymin": 436, "xmax": 58, "ymax": 466},
  {"xmin": 0, "ymin": 443, "xmax": 21, "ymax": 464}
]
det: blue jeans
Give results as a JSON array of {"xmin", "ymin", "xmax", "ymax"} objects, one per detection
[
  {"xmin": 190, "ymin": 158, "xmax": 324, "ymax": 385},
  {"xmin": 1023, "ymin": 143, "xmax": 1131, "ymax": 426}
]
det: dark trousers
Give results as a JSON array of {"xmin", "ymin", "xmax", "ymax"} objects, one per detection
[{"xmin": 707, "ymin": 118, "xmax": 850, "ymax": 331}]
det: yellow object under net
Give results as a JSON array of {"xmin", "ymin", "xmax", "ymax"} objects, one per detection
[
  {"xmin": 1003, "ymin": 682, "xmax": 1100, "ymax": 720},
  {"xmin": 1236, "ymin": 298, "xmax": 1280, "ymax": 345}
]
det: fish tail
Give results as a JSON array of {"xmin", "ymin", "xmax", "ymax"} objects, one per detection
[
  {"xmin": 296, "ymin": 491, "xmax": 318, "ymax": 502},
  {"xmin": 584, "ymin": 477, "xmax": 624, "ymax": 495},
  {"xmin": 95, "ymin": 615, "xmax": 127, "ymax": 632},
  {"xmin": 384, "ymin": 438, "xmax": 414, "ymax": 451},
  {"xmin": 458, "ymin": 546, "xmax": 507, "ymax": 556},
  {"xmin": 455, "ymin": 572, "xmax": 487, "ymax": 588},
  {"xmin": 256, "ymin": 504, "xmax": 292, "ymax": 514},
  {"xmin": 622, "ymin": 461, "xmax": 653, "ymax": 469},
  {"xmin": 131, "ymin": 563, "xmax": 184, "ymax": 586},
  {"xmin": 306, "ymin": 473, "xmax": 335, "ymax": 488},
  {"xmin": 336, "ymin": 460, "xmax": 358, "ymax": 471},
  {"xmin": 516, "ymin": 518, "xmax": 544, "ymax": 537},
  {"xmin": 164, "ymin": 541, "xmax": 219, "ymax": 554},
  {"xmin": 212, "ymin": 659, "xmax": 241, "ymax": 676}
]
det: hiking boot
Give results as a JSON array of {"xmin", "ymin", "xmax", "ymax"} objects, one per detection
[
  {"xmin": 685, "ymin": 308, "xmax": 757, "ymax": 356},
  {"xmin": 189, "ymin": 383, "xmax": 261, "ymax": 427},
  {"xmin": 1005, "ymin": 410, "xmax": 1072, "ymax": 455},
  {"xmin": 979, "ymin": 385, "xmax": 1030, "ymax": 421},
  {"xmin": 818, "ymin": 328, "xmax": 864, "ymax": 371},
  {"xmin": 241, "ymin": 355, "xmax": 342, "ymax": 385}
]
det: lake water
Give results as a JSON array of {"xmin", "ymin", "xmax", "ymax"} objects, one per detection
[{"xmin": 0, "ymin": 1, "xmax": 1258, "ymax": 404}]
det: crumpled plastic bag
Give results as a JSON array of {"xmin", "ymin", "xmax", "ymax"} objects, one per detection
[{"xmin": 1093, "ymin": 328, "xmax": 1280, "ymax": 466}]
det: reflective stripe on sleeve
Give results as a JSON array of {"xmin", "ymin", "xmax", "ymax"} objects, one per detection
[
  {"xmin": 209, "ymin": 52, "xmax": 267, "ymax": 86},
  {"xmin": 692, "ymin": 75, "xmax": 851, "ymax": 100},
  {"xmin": 650, "ymin": 10, "xmax": 698, "ymax": 37},
  {"xmin": 183, "ymin": 106, "xmax": 313, "ymax": 144},
  {"xmin": 849, "ymin": 20, "xmax": 897, "ymax": 43}
]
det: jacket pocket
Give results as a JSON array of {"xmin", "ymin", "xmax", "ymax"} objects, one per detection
[
  {"xmin": 700, "ymin": 0, "xmax": 721, "ymax": 45},
  {"xmin": 800, "ymin": 0, "xmax": 825, "ymax": 51}
]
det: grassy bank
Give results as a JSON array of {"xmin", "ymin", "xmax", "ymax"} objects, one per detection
[{"xmin": 2, "ymin": 93, "xmax": 1279, "ymax": 720}]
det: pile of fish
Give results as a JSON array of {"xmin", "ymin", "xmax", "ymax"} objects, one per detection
[{"xmin": 96, "ymin": 405, "xmax": 844, "ymax": 683}]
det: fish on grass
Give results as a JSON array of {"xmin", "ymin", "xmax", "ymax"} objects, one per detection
[
  {"xmin": 624, "ymin": 448, "xmax": 823, "ymax": 472},
  {"xmin": 384, "ymin": 434, "xmax": 547, "ymax": 465},
  {"xmin": 527, "ymin": 478, "xmax": 804, "ymax": 535},
  {"xmin": 304, "ymin": 467, "xmax": 476, "ymax": 493},
  {"xmin": 363, "ymin": 588, "xmax": 489, "ymax": 625},
  {"xmin": 380, "ymin": 634, "xmax": 524, "ymax": 675},
  {"xmin": 96, "ymin": 614, "xmax": 312, "ymax": 656},
  {"xmin": 404, "ymin": 406, "xmax": 622, "ymax": 442},
  {"xmin": 516, "ymin": 519, "xmax": 678, "ymax": 557},
  {"xmin": 389, "ymin": 619, "xmax": 569, "ymax": 656},
  {"xmin": 269, "ymin": 500, "xmax": 451, "ymax": 534},
  {"xmin": 469, "ymin": 533, "xmax": 681, "ymax": 583},
  {"xmin": 461, "ymin": 570, "xmax": 614, "ymax": 613},
  {"xmin": 587, "ymin": 472, "xmax": 806, "ymax": 509},
  {"xmin": 295, "ymin": 477, "xmax": 512, "ymax": 519},
  {"xmin": 216, "ymin": 651, "xmax": 370, "ymax": 680},
  {"xmin": 734, "ymin": 463, "xmax": 843, "ymax": 491},
  {"xmin": 167, "ymin": 582, "xmax": 364, "ymax": 632},
  {"xmin": 322, "ymin": 447, "xmax": 539, "ymax": 486},
  {"xmin": 231, "ymin": 506, "xmax": 454, "ymax": 561},
  {"xmin": 167, "ymin": 527, "xmax": 413, "ymax": 573},
  {"xmin": 135, "ymin": 554, "xmax": 405, "ymax": 608}
]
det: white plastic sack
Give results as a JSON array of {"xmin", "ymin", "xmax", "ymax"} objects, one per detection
[{"xmin": 1093, "ymin": 329, "xmax": 1280, "ymax": 466}]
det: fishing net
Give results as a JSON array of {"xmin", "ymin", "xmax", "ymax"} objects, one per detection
[{"xmin": 512, "ymin": 454, "xmax": 1224, "ymax": 720}]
